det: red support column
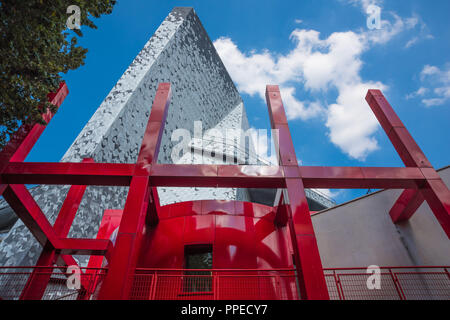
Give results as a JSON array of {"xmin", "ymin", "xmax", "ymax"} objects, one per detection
[
  {"xmin": 265, "ymin": 85, "xmax": 329, "ymax": 300},
  {"xmin": 366, "ymin": 90, "xmax": 450, "ymax": 238},
  {"xmin": 98, "ymin": 83, "xmax": 171, "ymax": 299}
]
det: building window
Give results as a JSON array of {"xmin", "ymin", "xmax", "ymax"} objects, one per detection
[{"xmin": 183, "ymin": 245, "xmax": 213, "ymax": 293}]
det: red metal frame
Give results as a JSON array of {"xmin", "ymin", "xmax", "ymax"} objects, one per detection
[
  {"xmin": 0, "ymin": 82, "xmax": 448, "ymax": 300},
  {"xmin": 2, "ymin": 266, "xmax": 448, "ymax": 300}
]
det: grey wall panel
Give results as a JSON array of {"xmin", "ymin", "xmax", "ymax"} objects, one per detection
[{"xmin": 312, "ymin": 167, "xmax": 450, "ymax": 268}]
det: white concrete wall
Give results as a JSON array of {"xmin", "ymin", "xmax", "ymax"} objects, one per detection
[{"xmin": 312, "ymin": 166, "xmax": 450, "ymax": 268}]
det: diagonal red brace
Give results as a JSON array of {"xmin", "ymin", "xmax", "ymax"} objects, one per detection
[
  {"xmin": 389, "ymin": 189, "xmax": 425, "ymax": 222},
  {"xmin": 366, "ymin": 90, "xmax": 450, "ymax": 238},
  {"xmin": 19, "ymin": 158, "xmax": 94, "ymax": 300},
  {"xmin": 2, "ymin": 184, "xmax": 62, "ymax": 248}
]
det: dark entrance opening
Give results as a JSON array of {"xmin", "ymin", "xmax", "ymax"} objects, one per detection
[{"xmin": 183, "ymin": 244, "xmax": 213, "ymax": 293}]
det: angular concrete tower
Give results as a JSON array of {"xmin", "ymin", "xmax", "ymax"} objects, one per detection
[{"xmin": 0, "ymin": 7, "xmax": 333, "ymax": 267}]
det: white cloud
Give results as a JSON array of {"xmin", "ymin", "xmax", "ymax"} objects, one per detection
[
  {"xmin": 214, "ymin": 29, "xmax": 386, "ymax": 160},
  {"xmin": 405, "ymin": 37, "xmax": 418, "ymax": 48},
  {"xmin": 213, "ymin": 36, "xmax": 325, "ymax": 121},
  {"xmin": 416, "ymin": 87, "xmax": 428, "ymax": 96},
  {"xmin": 403, "ymin": 16, "xmax": 433, "ymax": 48},
  {"xmin": 213, "ymin": 2, "xmax": 429, "ymax": 160},
  {"xmin": 346, "ymin": 0, "xmax": 431, "ymax": 48},
  {"xmin": 363, "ymin": 13, "xmax": 414, "ymax": 45},
  {"xmin": 361, "ymin": 12, "xmax": 428, "ymax": 48},
  {"xmin": 422, "ymin": 98, "xmax": 446, "ymax": 107},
  {"xmin": 406, "ymin": 87, "xmax": 428, "ymax": 99},
  {"xmin": 326, "ymin": 82, "xmax": 385, "ymax": 159},
  {"xmin": 421, "ymin": 65, "xmax": 441, "ymax": 78},
  {"xmin": 409, "ymin": 64, "xmax": 450, "ymax": 107},
  {"xmin": 346, "ymin": 0, "xmax": 382, "ymax": 11}
]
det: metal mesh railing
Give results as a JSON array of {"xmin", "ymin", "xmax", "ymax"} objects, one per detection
[
  {"xmin": 0, "ymin": 266, "xmax": 107, "ymax": 300},
  {"xmin": 130, "ymin": 269, "xmax": 299, "ymax": 300},
  {"xmin": 324, "ymin": 267, "xmax": 450, "ymax": 300},
  {"xmin": 1, "ymin": 266, "xmax": 448, "ymax": 300}
]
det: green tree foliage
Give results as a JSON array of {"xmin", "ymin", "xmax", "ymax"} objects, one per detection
[{"xmin": 0, "ymin": 0, "xmax": 116, "ymax": 149}]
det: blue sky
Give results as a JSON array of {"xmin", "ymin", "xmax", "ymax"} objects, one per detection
[{"xmin": 26, "ymin": 0, "xmax": 450, "ymax": 203}]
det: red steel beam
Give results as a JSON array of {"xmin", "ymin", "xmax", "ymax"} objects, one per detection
[
  {"xmin": 98, "ymin": 83, "xmax": 171, "ymax": 300},
  {"xmin": 20, "ymin": 249, "xmax": 92, "ymax": 301},
  {"xmin": 365, "ymin": 90, "xmax": 432, "ymax": 168},
  {"xmin": 366, "ymin": 90, "xmax": 428, "ymax": 221},
  {"xmin": 366, "ymin": 90, "xmax": 450, "ymax": 237},
  {"xmin": 2, "ymin": 81, "xmax": 447, "ymax": 300},
  {"xmin": 300, "ymin": 166, "xmax": 425, "ymax": 189},
  {"xmin": 2, "ymin": 184, "xmax": 62, "ymax": 248},
  {"xmin": 2, "ymin": 184, "xmax": 93, "ymax": 301},
  {"xmin": 149, "ymin": 164, "xmax": 285, "ymax": 188},
  {"xmin": 53, "ymin": 158, "xmax": 94, "ymax": 235},
  {"xmin": 2, "ymin": 163, "xmax": 285, "ymax": 187},
  {"xmin": 1, "ymin": 162, "xmax": 134, "ymax": 185},
  {"xmin": 389, "ymin": 189, "xmax": 425, "ymax": 222},
  {"xmin": 389, "ymin": 190, "xmax": 424, "ymax": 223},
  {"xmin": 19, "ymin": 159, "xmax": 93, "ymax": 300},
  {"xmin": 56, "ymin": 238, "xmax": 113, "ymax": 261},
  {"xmin": 19, "ymin": 243, "xmax": 57, "ymax": 300},
  {"xmin": 266, "ymin": 85, "xmax": 329, "ymax": 300},
  {"xmin": 2, "ymin": 163, "xmax": 427, "ymax": 189},
  {"xmin": 0, "ymin": 82, "xmax": 68, "ymax": 171},
  {"xmin": 56, "ymin": 254, "xmax": 85, "ymax": 269},
  {"xmin": 421, "ymin": 178, "xmax": 450, "ymax": 238},
  {"xmin": 87, "ymin": 209, "xmax": 123, "ymax": 269}
]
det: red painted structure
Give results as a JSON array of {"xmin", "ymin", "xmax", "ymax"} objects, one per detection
[{"xmin": 0, "ymin": 82, "xmax": 449, "ymax": 300}]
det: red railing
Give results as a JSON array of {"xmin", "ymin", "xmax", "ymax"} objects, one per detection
[
  {"xmin": 130, "ymin": 268, "xmax": 299, "ymax": 300},
  {"xmin": 324, "ymin": 266, "xmax": 450, "ymax": 300},
  {"xmin": 0, "ymin": 266, "xmax": 448, "ymax": 300},
  {"xmin": 0, "ymin": 266, "xmax": 106, "ymax": 300}
]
